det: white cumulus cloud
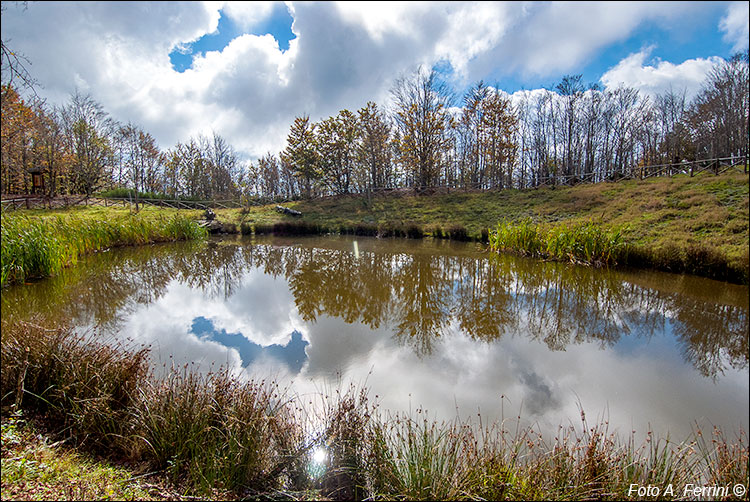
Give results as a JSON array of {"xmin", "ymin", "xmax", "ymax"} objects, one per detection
[
  {"xmin": 0, "ymin": 1, "xmax": 730, "ymax": 163},
  {"xmin": 719, "ymin": 1, "xmax": 750, "ymax": 53},
  {"xmin": 600, "ymin": 48, "xmax": 722, "ymax": 100}
]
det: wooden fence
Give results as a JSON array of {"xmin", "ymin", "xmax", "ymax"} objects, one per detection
[
  {"xmin": 523, "ymin": 155, "xmax": 747, "ymax": 189},
  {"xmin": 0, "ymin": 195, "xmax": 252, "ymax": 211},
  {"xmin": 1, "ymin": 155, "xmax": 747, "ymax": 211}
]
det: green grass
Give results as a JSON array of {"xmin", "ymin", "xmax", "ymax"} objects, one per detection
[
  {"xmin": 1, "ymin": 211, "xmax": 207, "ymax": 287},
  {"xmin": 489, "ymin": 218, "xmax": 627, "ymax": 267},
  {"xmin": 2, "ymin": 320, "xmax": 748, "ymax": 500},
  {"xmin": 214, "ymin": 172, "xmax": 748, "ymax": 282},
  {"xmin": 5, "ymin": 171, "xmax": 748, "ymax": 282},
  {"xmin": 226, "ymin": 172, "xmax": 746, "ymax": 249},
  {"xmin": 2, "ymin": 412, "xmax": 159, "ymax": 501}
]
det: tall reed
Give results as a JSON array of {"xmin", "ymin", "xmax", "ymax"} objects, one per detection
[
  {"xmin": 1, "ymin": 213, "xmax": 207, "ymax": 287},
  {"xmin": 490, "ymin": 218, "xmax": 627, "ymax": 267},
  {"xmin": 132, "ymin": 367, "xmax": 302, "ymax": 494}
]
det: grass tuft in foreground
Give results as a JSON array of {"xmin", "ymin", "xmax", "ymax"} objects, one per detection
[{"xmin": 2, "ymin": 320, "xmax": 748, "ymax": 500}]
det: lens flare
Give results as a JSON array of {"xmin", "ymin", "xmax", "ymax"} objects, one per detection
[{"xmin": 312, "ymin": 447, "xmax": 327, "ymax": 464}]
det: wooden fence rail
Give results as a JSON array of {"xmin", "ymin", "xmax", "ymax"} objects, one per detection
[{"xmin": 2, "ymin": 156, "xmax": 747, "ymax": 211}]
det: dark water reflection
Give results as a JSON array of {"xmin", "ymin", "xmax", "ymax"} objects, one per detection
[{"xmin": 2, "ymin": 235, "xmax": 748, "ymax": 438}]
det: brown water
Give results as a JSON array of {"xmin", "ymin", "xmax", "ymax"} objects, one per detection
[{"xmin": 2, "ymin": 235, "xmax": 748, "ymax": 439}]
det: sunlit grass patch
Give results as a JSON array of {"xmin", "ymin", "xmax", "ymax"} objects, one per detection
[
  {"xmin": 1, "ymin": 413, "xmax": 155, "ymax": 501},
  {"xmin": 490, "ymin": 218, "xmax": 628, "ymax": 267}
]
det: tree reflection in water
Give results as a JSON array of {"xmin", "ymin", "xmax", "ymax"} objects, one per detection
[{"xmin": 2, "ymin": 236, "xmax": 747, "ymax": 379}]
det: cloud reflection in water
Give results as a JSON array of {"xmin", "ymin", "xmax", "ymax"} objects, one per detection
[
  {"xmin": 1, "ymin": 236, "xmax": 747, "ymax": 440},
  {"xmin": 190, "ymin": 316, "xmax": 309, "ymax": 374}
]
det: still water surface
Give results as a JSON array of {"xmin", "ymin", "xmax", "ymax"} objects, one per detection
[{"xmin": 2, "ymin": 235, "xmax": 748, "ymax": 439}]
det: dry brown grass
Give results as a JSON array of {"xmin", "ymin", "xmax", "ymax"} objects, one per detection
[{"xmin": 2, "ymin": 320, "xmax": 748, "ymax": 500}]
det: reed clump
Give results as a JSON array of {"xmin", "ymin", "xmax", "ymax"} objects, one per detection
[
  {"xmin": 0, "ymin": 319, "xmax": 149, "ymax": 453},
  {"xmin": 2, "ymin": 320, "xmax": 747, "ymax": 499},
  {"xmin": 489, "ymin": 218, "xmax": 627, "ymax": 267},
  {"xmin": 1, "ymin": 212, "xmax": 207, "ymax": 287},
  {"xmin": 131, "ymin": 368, "xmax": 302, "ymax": 494},
  {"xmin": 429, "ymin": 225, "xmax": 447, "ymax": 239},
  {"xmin": 375, "ymin": 222, "xmax": 424, "ymax": 239},
  {"xmin": 447, "ymin": 225, "xmax": 470, "ymax": 241},
  {"xmin": 252, "ymin": 222, "xmax": 274, "ymax": 235},
  {"xmin": 314, "ymin": 391, "xmax": 749, "ymax": 501},
  {"xmin": 1, "ymin": 319, "xmax": 305, "ymax": 497},
  {"xmin": 240, "ymin": 221, "xmax": 253, "ymax": 235}
]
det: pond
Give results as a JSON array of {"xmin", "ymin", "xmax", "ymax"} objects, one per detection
[{"xmin": 2, "ymin": 235, "xmax": 748, "ymax": 440}]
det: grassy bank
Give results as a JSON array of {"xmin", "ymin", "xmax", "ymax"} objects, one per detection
[
  {"xmin": 229, "ymin": 171, "xmax": 748, "ymax": 283},
  {"xmin": 2, "ymin": 170, "xmax": 748, "ymax": 283},
  {"xmin": 2, "ymin": 320, "xmax": 747, "ymax": 500},
  {"xmin": 488, "ymin": 218, "xmax": 748, "ymax": 282},
  {"xmin": 0, "ymin": 209, "xmax": 207, "ymax": 287}
]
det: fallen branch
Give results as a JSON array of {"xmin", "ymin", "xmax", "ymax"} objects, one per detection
[{"xmin": 275, "ymin": 205, "xmax": 302, "ymax": 217}]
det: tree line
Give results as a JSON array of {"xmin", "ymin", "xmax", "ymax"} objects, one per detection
[
  {"xmin": 1, "ymin": 86, "xmax": 243, "ymax": 202},
  {"xmin": 1, "ymin": 51, "xmax": 747, "ymax": 200}
]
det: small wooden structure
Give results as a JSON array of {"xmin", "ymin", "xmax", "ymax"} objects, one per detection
[{"xmin": 28, "ymin": 167, "xmax": 46, "ymax": 195}]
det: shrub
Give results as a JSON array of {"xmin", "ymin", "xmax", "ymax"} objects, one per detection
[
  {"xmin": 405, "ymin": 224, "xmax": 424, "ymax": 239},
  {"xmin": 447, "ymin": 225, "xmax": 469, "ymax": 241}
]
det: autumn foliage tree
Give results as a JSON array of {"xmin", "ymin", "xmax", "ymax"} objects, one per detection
[
  {"xmin": 457, "ymin": 82, "xmax": 518, "ymax": 189},
  {"xmin": 60, "ymin": 91, "xmax": 116, "ymax": 196},
  {"xmin": 0, "ymin": 84, "xmax": 37, "ymax": 193},
  {"xmin": 119, "ymin": 123, "xmax": 162, "ymax": 209},
  {"xmin": 391, "ymin": 66, "xmax": 454, "ymax": 189},
  {"xmin": 34, "ymin": 102, "xmax": 71, "ymax": 196},
  {"xmin": 315, "ymin": 109, "xmax": 358, "ymax": 195},
  {"xmin": 281, "ymin": 115, "xmax": 319, "ymax": 198},
  {"xmin": 356, "ymin": 101, "xmax": 393, "ymax": 190}
]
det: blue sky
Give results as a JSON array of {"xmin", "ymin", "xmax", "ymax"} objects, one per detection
[
  {"xmin": 170, "ymin": 3, "xmax": 296, "ymax": 72},
  {"xmin": 191, "ymin": 316, "xmax": 308, "ymax": 373},
  {"xmin": 169, "ymin": 1, "xmax": 740, "ymax": 91},
  {"xmin": 485, "ymin": 3, "xmax": 736, "ymax": 93},
  {"xmin": 1, "ymin": 1, "xmax": 747, "ymax": 161}
]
